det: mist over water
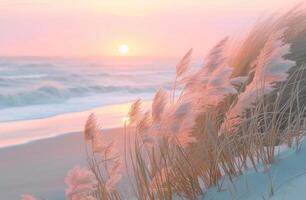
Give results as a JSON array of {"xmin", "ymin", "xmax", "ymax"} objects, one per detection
[{"xmin": 0, "ymin": 57, "xmax": 176, "ymax": 122}]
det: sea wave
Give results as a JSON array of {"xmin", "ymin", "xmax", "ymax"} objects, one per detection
[
  {"xmin": 0, "ymin": 74, "xmax": 49, "ymax": 79},
  {"xmin": 0, "ymin": 84, "xmax": 162, "ymax": 108},
  {"xmin": 0, "ymin": 57, "xmax": 176, "ymax": 121}
]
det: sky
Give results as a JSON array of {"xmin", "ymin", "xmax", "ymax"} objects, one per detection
[{"xmin": 0, "ymin": 0, "xmax": 299, "ymax": 58}]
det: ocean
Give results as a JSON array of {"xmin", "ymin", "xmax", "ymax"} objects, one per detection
[
  {"xmin": 0, "ymin": 56, "xmax": 184, "ymax": 147},
  {"xmin": 0, "ymin": 57, "xmax": 177, "ymax": 121}
]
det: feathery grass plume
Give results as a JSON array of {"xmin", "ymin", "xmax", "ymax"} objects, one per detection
[
  {"xmin": 182, "ymin": 65, "xmax": 237, "ymax": 115},
  {"xmin": 230, "ymin": 18, "xmax": 278, "ymax": 77},
  {"xmin": 230, "ymin": 6, "xmax": 306, "ymax": 77},
  {"xmin": 84, "ymin": 113, "xmax": 122, "ymax": 199},
  {"xmin": 105, "ymin": 174, "xmax": 122, "ymax": 192},
  {"xmin": 152, "ymin": 88, "xmax": 168, "ymax": 124},
  {"xmin": 176, "ymin": 130, "xmax": 196, "ymax": 148},
  {"xmin": 136, "ymin": 111, "xmax": 156, "ymax": 146},
  {"xmin": 95, "ymin": 137, "xmax": 118, "ymax": 162},
  {"xmin": 181, "ymin": 37, "xmax": 236, "ymax": 109},
  {"xmin": 199, "ymin": 65, "xmax": 237, "ymax": 107},
  {"xmin": 222, "ymin": 29, "xmax": 295, "ymax": 133},
  {"xmin": 65, "ymin": 166, "xmax": 97, "ymax": 199},
  {"xmin": 108, "ymin": 158, "xmax": 123, "ymax": 178},
  {"xmin": 105, "ymin": 158, "xmax": 123, "ymax": 192},
  {"xmin": 103, "ymin": 141, "xmax": 119, "ymax": 161},
  {"xmin": 91, "ymin": 129, "xmax": 105, "ymax": 153},
  {"xmin": 159, "ymin": 102, "xmax": 188, "ymax": 134},
  {"xmin": 171, "ymin": 120, "xmax": 196, "ymax": 148},
  {"xmin": 84, "ymin": 113, "xmax": 98, "ymax": 141},
  {"xmin": 179, "ymin": 37, "xmax": 229, "ymax": 94},
  {"xmin": 128, "ymin": 99, "xmax": 142, "ymax": 125},
  {"xmin": 137, "ymin": 111, "xmax": 151, "ymax": 133},
  {"xmin": 172, "ymin": 49, "xmax": 193, "ymax": 103},
  {"xmin": 176, "ymin": 48, "xmax": 193, "ymax": 77},
  {"xmin": 21, "ymin": 194, "xmax": 36, "ymax": 200},
  {"xmin": 158, "ymin": 101, "xmax": 196, "ymax": 147},
  {"xmin": 201, "ymin": 37, "xmax": 229, "ymax": 75},
  {"xmin": 88, "ymin": 117, "xmax": 119, "ymax": 160}
]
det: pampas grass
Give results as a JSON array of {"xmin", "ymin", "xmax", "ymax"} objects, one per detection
[
  {"xmin": 21, "ymin": 194, "xmax": 37, "ymax": 200},
  {"xmin": 172, "ymin": 49, "xmax": 193, "ymax": 103},
  {"xmin": 21, "ymin": 5, "xmax": 306, "ymax": 200},
  {"xmin": 65, "ymin": 166, "xmax": 97, "ymax": 199},
  {"xmin": 64, "ymin": 114, "xmax": 123, "ymax": 200}
]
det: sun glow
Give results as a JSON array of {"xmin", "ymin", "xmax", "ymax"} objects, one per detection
[
  {"xmin": 121, "ymin": 116, "xmax": 130, "ymax": 125},
  {"xmin": 118, "ymin": 44, "xmax": 129, "ymax": 55}
]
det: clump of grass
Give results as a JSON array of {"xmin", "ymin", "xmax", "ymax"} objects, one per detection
[
  {"xmin": 63, "ymin": 114, "xmax": 123, "ymax": 200},
  {"xmin": 122, "ymin": 6, "xmax": 306, "ymax": 200},
  {"xmin": 21, "ymin": 5, "xmax": 306, "ymax": 200}
]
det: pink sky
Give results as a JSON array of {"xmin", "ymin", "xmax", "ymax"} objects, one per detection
[{"xmin": 0, "ymin": 0, "xmax": 299, "ymax": 58}]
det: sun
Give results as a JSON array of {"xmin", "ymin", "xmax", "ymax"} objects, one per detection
[{"xmin": 118, "ymin": 44, "xmax": 129, "ymax": 55}]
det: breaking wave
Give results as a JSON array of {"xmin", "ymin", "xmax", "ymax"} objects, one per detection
[{"xmin": 0, "ymin": 57, "xmax": 177, "ymax": 121}]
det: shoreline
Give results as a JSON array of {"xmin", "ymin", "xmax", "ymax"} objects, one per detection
[{"xmin": 0, "ymin": 100, "xmax": 151, "ymax": 148}]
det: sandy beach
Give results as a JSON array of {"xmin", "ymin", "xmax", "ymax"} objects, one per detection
[
  {"xmin": 0, "ymin": 100, "xmax": 150, "ymax": 200},
  {"xmin": 0, "ymin": 101, "xmax": 151, "ymax": 148},
  {"xmin": 0, "ymin": 127, "xmax": 125, "ymax": 200}
]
